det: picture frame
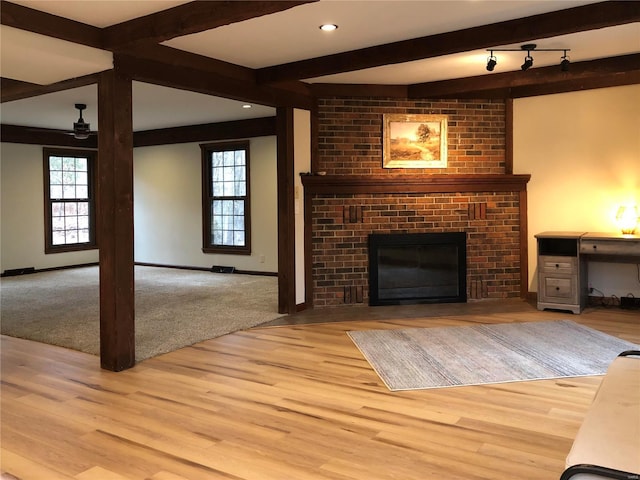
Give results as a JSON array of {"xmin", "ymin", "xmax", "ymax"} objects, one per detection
[{"xmin": 383, "ymin": 114, "xmax": 448, "ymax": 168}]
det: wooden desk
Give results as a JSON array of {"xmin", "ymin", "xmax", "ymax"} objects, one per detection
[{"xmin": 535, "ymin": 232, "xmax": 640, "ymax": 314}]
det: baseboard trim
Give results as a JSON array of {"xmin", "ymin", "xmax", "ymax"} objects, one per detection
[
  {"xmin": 2, "ymin": 262, "xmax": 277, "ymax": 278},
  {"xmin": 1, "ymin": 262, "xmax": 99, "ymax": 277},
  {"xmin": 135, "ymin": 262, "xmax": 277, "ymax": 277}
]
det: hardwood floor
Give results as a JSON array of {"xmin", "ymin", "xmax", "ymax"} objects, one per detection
[{"xmin": 2, "ymin": 300, "xmax": 639, "ymax": 480}]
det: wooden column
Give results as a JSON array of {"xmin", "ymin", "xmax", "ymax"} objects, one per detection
[
  {"xmin": 276, "ymin": 107, "xmax": 296, "ymax": 314},
  {"xmin": 97, "ymin": 65, "xmax": 135, "ymax": 371},
  {"xmin": 519, "ymin": 189, "xmax": 529, "ymax": 300},
  {"xmin": 505, "ymin": 98, "xmax": 514, "ymax": 174}
]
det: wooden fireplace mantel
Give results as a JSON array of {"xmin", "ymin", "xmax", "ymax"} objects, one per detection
[{"xmin": 300, "ymin": 174, "xmax": 531, "ymax": 195}]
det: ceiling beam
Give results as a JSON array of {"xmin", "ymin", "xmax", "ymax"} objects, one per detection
[
  {"xmin": 1, "ymin": 73, "xmax": 102, "ymax": 103},
  {"xmin": 114, "ymin": 53, "xmax": 313, "ymax": 110},
  {"xmin": 0, "ymin": 0, "xmax": 314, "ymax": 108},
  {"xmin": 310, "ymin": 84, "xmax": 409, "ymax": 99},
  {"xmin": 0, "ymin": 124, "xmax": 98, "ymax": 148},
  {"xmin": 0, "ymin": 0, "xmax": 103, "ymax": 48},
  {"xmin": 128, "ymin": 45, "xmax": 256, "ymax": 83},
  {"xmin": 256, "ymin": 1, "xmax": 640, "ymax": 84},
  {"xmin": 103, "ymin": 1, "xmax": 317, "ymax": 51},
  {"xmin": 0, "ymin": 117, "xmax": 277, "ymax": 148},
  {"xmin": 407, "ymin": 54, "xmax": 640, "ymax": 99},
  {"xmin": 134, "ymin": 116, "xmax": 276, "ymax": 147}
]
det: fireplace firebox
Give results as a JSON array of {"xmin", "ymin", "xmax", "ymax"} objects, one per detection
[{"xmin": 368, "ymin": 232, "xmax": 467, "ymax": 306}]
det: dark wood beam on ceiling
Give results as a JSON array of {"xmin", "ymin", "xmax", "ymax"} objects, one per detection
[
  {"xmin": 130, "ymin": 45, "xmax": 255, "ymax": 83},
  {"xmin": 407, "ymin": 54, "xmax": 640, "ymax": 99},
  {"xmin": 134, "ymin": 116, "xmax": 276, "ymax": 147},
  {"xmin": 0, "ymin": 0, "xmax": 314, "ymax": 108},
  {"xmin": 103, "ymin": 0, "xmax": 317, "ymax": 50},
  {"xmin": 0, "ymin": 124, "xmax": 98, "ymax": 148},
  {"xmin": 0, "ymin": 0, "xmax": 103, "ymax": 48},
  {"xmin": 0, "ymin": 117, "xmax": 276, "ymax": 148},
  {"xmin": 115, "ymin": 52, "xmax": 313, "ymax": 110},
  {"xmin": 1, "ymin": 74, "xmax": 102, "ymax": 103},
  {"xmin": 256, "ymin": 1, "xmax": 640, "ymax": 84},
  {"xmin": 310, "ymin": 83, "xmax": 409, "ymax": 99}
]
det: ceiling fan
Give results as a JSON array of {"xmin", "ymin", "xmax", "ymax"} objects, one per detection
[
  {"xmin": 72, "ymin": 103, "xmax": 91, "ymax": 139},
  {"xmin": 17, "ymin": 103, "xmax": 96, "ymax": 139}
]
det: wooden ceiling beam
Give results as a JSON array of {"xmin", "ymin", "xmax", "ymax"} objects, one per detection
[
  {"xmin": 0, "ymin": 117, "xmax": 276, "ymax": 148},
  {"xmin": 257, "ymin": 1, "xmax": 640, "ymax": 84},
  {"xmin": 0, "ymin": 0, "xmax": 314, "ymax": 107},
  {"xmin": 0, "ymin": 124, "xmax": 98, "ymax": 148},
  {"xmin": 134, "ymin": 116, "xmax": 276, "ymax": 147},
  {"xmin": 407, "ymin": 54, "xmax": 640, "ymax": 99},
  {"xmin": 1, "ymin": 74, "xmax": 101, "ymax": 103},
  {"xmin": 114, "ymin": 53, "xmax": 313, "ymax": 110},
  {"xmin": 0, "ymin": 0, "xmax": 103, "ymax": 48},
  {"xmin": 309, "ymin": 83, "xmax": 408, "ymax": 99},
  {"xmin": 103, "ymin": 1, "xmax": 317, "ymax": 50}
]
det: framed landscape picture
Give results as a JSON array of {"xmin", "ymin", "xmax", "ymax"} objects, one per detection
[{"xmin": 383, "ymin": 114, "xmax": 448, "ymax": 168}]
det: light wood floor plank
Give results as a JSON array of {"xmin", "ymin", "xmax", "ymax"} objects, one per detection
[{"xmin": 2, "ymin": 301, "xmax": 638, "ymax": 479}]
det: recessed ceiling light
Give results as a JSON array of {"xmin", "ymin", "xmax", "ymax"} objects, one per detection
[
  {"xmin": 242, "ymin": 104, "xmax": 252, "ymax": 109},
  {"xmin": 319, "ymin": 24, "xmax": 338, "ymax": 32}
]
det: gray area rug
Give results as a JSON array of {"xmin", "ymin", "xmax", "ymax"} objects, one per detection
[
  {"xmin": 348, "ymin": 320, "xmax": 639, "ymax": 391},
  {"xmin": 0, "ymin": 266, "xmax": 283, "ymax": 361}
]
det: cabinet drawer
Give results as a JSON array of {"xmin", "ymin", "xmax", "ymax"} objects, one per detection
[
  {"xmin": 539, "ymin": 274, "xmax": 577, "ymax": 302},
  {"xmin": 580, "ymin": 239, "xmax": 640, "ymax": 256},
  {"xmin": 539, "ymin": 255, "xmax": 577, "ymax": 274}
]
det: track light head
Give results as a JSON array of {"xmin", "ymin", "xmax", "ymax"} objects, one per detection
[
  {"xmin": 521, "ymin": 55, "xmax": 533, "ymax": 71},
  {"xmin": 486, "ymin": 53, "xmax": 497, "ymax": 72},
  {"xmin": 561, "ymin": 51, "xmax": 570, "ymax": 72}
]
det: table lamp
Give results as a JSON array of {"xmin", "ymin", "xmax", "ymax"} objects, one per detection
[{"xmin": 615, "ymin": 205, "xmax": 639, "ymax": 235}]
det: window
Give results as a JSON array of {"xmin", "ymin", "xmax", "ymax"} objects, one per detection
[
  {"xmin": 201, "ymin": 141, "xmax": 251, "ymax": 255},
  {"xmin": 43, "ymin": 148, "xmax": 97, "ymax": 253}
]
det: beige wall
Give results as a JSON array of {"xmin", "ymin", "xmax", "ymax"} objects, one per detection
[
  {"xmin": 0, "ymin": 143, "xmax": 99, "ymax": 272},
  {"xmin": 514, "ymin": 84, "xmax": 640, "ymax": 297},
  {"xmin": 134, "ymin": 137, "xmax": 278, "ymax": 272},
  {"xmin": 0, "ymin": 137, "xmax": 277, "ymax": 273}
]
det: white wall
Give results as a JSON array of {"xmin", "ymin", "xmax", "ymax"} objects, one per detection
[
  {"xmin": 1, "ymin": 137, "xmax": 277, "ymax": 274},
  {"xmin": 514, "ymin": 84, "xmax": 640, "ymax": 297},
  {"xmin": 0, "ymin": 143, "xmax": 99, "ymax": 272},
  {"xmin": 133, "ymin": 137, "xmax": 278, "ymax": 272}
]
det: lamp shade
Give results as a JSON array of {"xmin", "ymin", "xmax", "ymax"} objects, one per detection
[{"xmin": 615, "ymin": 205, "xmax": 639, "ymax": 234}]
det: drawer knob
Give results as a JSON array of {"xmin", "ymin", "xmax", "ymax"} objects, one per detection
[
  {"xmin": 555, "ymin": 264, "xmax": 559, "ymax": 268},
  {"xmin": 556, "ymin": 287, "xmax": 560, "ymax": 291}
]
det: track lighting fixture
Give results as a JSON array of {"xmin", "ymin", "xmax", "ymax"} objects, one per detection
[
  {"xmin": 560, "ymin": 50, "xmax": 570, "ymax": 72},
  {"xmin": 521, "ymin": 55, "xmax": 533, "ymax": 71},
  {"xmin": 486, "ymin": 52, "xmax": 497, "ymax": 72},
  {"xmin": 485, "ymin": 44, "xmax": 571, "ymax": 73}
]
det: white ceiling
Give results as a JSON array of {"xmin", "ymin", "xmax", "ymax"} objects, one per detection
[{"xmin": 1, "ymin": 0, "xmax": 638, "ymax": 132}]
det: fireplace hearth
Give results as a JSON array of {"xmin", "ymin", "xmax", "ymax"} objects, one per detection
[{"xmin": 368, "ymin": 232, "xmax": 467, "ymax": 306}]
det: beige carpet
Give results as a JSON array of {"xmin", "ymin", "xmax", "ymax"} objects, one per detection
[
  {"xmin": 348, "ymin": 320, "xmax": 639, "ymax": 391},
  {"xmin": 0, "ymin": 266, "xmax": 283, "ymax": 361}
]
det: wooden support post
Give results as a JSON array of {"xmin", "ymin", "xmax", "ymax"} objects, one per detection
[
  {"xmin": 97, "ymin": 66, "xmax": 135, "ymax": 371},
  {"xmin": 276, "ymin": 107, "xmax": 296, "ymax": 314}
]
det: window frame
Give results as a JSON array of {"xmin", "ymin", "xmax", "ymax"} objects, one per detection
[
  {"xmin": 200, "ymin": 141, "xmax": 251, "ymax": 255},
  {"xmin": 43, "ymin": 147, "xmax": 98, "ymax": 254}
]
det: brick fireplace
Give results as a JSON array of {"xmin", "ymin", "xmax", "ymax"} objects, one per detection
[{"xmin": 301, "ymin": 97, "xmax": 530, "ymax": 307}]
